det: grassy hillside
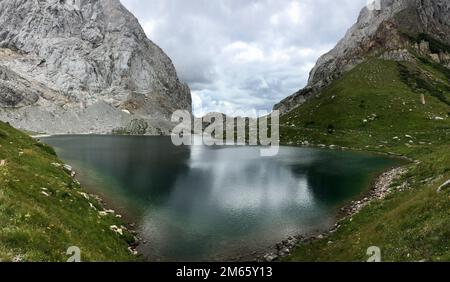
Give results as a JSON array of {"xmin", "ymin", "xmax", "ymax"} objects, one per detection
[
  {"xmin": 280, "ymin": 57, "xmax": 450, "ymax": 261},
  {"xmin": 0, "ymin": 122, "xmax": 135, "ymax": 262},
  {"xmin": 0, "ymin": 55, "xmax": 448, "ymax": 262}
]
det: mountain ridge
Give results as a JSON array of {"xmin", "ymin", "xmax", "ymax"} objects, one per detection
[
  {"xmin": 0, "ymin": 0, "xmax": 191, "ymax": 135},
  {"xmin": 275, "ymin": 0, "xmax": 450, "ymax": 114},
  {"xmin": 275, "ymin": 0, "xmax": 450, "ymax": 261}
]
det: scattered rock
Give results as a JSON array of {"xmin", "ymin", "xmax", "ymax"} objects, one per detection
[
  {"xmin": 264, "ymin": 166, "xmax": 408, "ymax": 263},
  {"xmin": 437, "ymin": 180, "xmax": 450, "ymax": 193},
  {"xmin": 63, "ymin": 165, "xmax": 76, "ymax": 177},
  {"xmin": 110, "ymin": 225, "xmax": 123, "ymax": 236},
  {"xmin": 380, "ymin": 49, "xmax": 413, "ymax": 62},
  {"xmin": 99, "ymin": 211, "xmax": 108, "ymax": 217},
  {"xmin": 12, "ymin": 255, "xmax": 24, "ymax": 263},
  {"xmin": 341, "ymin": 167, "xmax": 408, "ymax": 217},
  {"xmin": 280, "ymin": 248, "xmax": 290, "ymax": 256},
  {"xmin": 77, "ymin": 192, "xmax": 90, "ymax": 200},
  {"xmin": 0, "ymin": 159, "xmax": 6, "ymax": 166},
  {"xmin": 263, "ymin": 254, "xmax": 278, "ymax": 262},
  {"xmin": 128, "ymin": 247, "xmax": 138, "ymax": 256}
]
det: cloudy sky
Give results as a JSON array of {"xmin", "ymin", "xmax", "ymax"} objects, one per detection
[{"xmin": 121, "ymin": 0, "xmax": 369, "ymax": 117}]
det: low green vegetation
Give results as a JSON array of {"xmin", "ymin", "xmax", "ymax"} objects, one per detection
[
  {"xmin": 1, "ymin": 45, "xmax": 449, "ymax": 262},
  {"xmin": 112, "ymin": 119, "xmax": 150, "ymax": 135},
  {"xmin": 0, "ymin": 122, "xmax": 136, "ymax": 262},
  {"xmin": 402, "ymin": 32, "xmax": 450, "ymax": 54},
  {"xmin": 280, "ymin": 56, "xmax": 450, "ymax": 261}
]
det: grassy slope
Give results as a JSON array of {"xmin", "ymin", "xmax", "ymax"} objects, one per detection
[
  {"xmin": 280, "ymin": 57, "xmax": 450, "ymax": 261},
  {"xmin": 0, "ymin": 56, "xmax": 448, "ymax": 263},
  {"xmin": 0, "ymin": 122, "xmax": 135, "ymax": 262}
]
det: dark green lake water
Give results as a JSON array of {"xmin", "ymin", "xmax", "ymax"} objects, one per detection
[{"xmin": 42, "ymin": 135, "xmax": 399, "ymax": 261}]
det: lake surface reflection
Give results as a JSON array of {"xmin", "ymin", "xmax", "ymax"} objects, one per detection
[{"xmin": 42, "ymin": 136, "xmax": 398, "ymax": 261}]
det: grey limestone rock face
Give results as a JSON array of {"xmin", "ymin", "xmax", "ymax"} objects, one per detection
[
  {"xmin": 275, "ymin": 0, "xmax": 450, "ymax": 114},
  {"xmin": 0, "ymin": 0, "xmax": 191, "ymax": 134},
  {"xmin": 0, "ymin": 65, "xmax": 40, "ymax": 108},
  {"xmin": 112, "ymin": 118, "xmax": 154, "ymax": 136}
]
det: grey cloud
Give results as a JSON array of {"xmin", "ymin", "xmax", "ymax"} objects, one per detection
[{"xmin": 121, "ymin": 0, "xmax": 368, "ymax": 116}]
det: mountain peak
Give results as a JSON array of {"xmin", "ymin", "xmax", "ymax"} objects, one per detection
[
  {"xmin": 0, "ymin": 0, "xmax": 191, "ymax": 135},
  {"xmin": 275, "ymin": 0, "xmax": 450, "ymax": 114}
]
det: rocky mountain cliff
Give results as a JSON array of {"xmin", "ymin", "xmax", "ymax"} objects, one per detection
[
  {"xmin": 275, "ymin": 0, "xmax": 450, "ymax": 114},
  {"xmin": 0, "ymin": 0, "xmax": 191, "ymax": 135}
]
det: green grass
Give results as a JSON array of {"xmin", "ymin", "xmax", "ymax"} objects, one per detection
[
  {"xmin": 280, "ymin": 57, "xmax": 450, "ymax": 262},
  {"xmin": 0, "ymin": 122, "xmax": 136, "ymax": 262},
  {"xmin": 1, "ymin": 54, "xmax": 449, "ymax": 262}
]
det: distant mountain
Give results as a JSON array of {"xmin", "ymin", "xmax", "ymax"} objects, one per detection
[
  {"xmin": 0, "ymin": 0, "xmax": 191, "ymax": 135},
  {"xmin": 275, "ymin": 0, "xmax": 450, "ymax": 114}
]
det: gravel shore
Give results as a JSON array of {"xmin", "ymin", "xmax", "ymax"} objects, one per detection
[{"xmin": 260, "ymin": 166, "xmax": 409, "ymax": 262}]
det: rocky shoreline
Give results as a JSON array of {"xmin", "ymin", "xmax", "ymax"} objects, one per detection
[
  {"xmin": 260, "ymin": 165, "xmax": 409, "ymax": 262},
  {"xmin": 39, "ymin": 134, "xmax": 412, "ymax": 262}
]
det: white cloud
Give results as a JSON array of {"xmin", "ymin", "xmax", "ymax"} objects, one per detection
[
  {"xmin": 223, "ymin": 41, "xmax": 265, "ymax": 63},
  {"xmin": 120, "ymin": 0, "xmax": 368, "ymax": 117},
  {"xmin": 142, "ymin": 20, "xmax": 158, "ymax": 36},
  {"xmin": 287, "ymin": 1, "xmax": 302, "ymax": 24}
]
